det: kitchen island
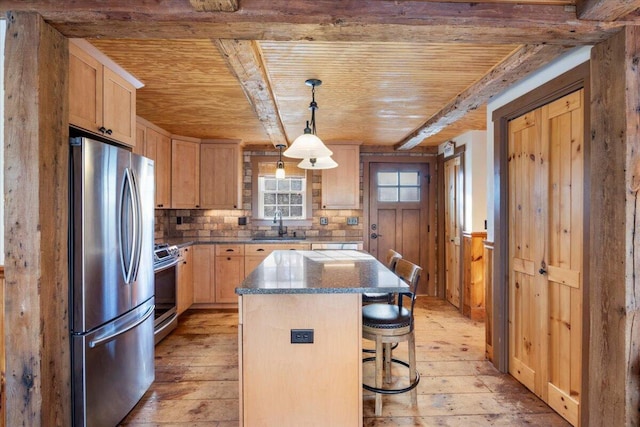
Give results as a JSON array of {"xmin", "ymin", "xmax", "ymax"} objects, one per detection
[{"xmin": 235, "ymin": 250, "xmax": 407, "ymax": 427}]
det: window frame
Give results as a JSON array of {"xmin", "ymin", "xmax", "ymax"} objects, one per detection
[{"xmin": 251, "ymin": 155, "xmax": 313, "ymax": 226}]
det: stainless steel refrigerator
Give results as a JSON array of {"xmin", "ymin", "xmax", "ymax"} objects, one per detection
[{"xmin": 70, "ymin": 136, "xmax": 155, "ymax": 427}]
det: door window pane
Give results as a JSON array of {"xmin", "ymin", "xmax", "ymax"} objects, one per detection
[
  {"xmin": 378, "ymin": 172, "xmax": 398, "ymax": 186},
  {"xmin": 400, "ymin": 187, "xmax": 420, "ymax": 202},
  {"xmin": 378, "ymin": 188, "xmax": 398, "ymax": 202},
  {"xmin": 377, "ymin": 170, "xmax": 420, "ymax": 202}
]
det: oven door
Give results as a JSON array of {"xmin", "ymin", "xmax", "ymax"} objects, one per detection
[{"xmin": 154, "ymin": 259, "xmax": 178, "ymax": 344}]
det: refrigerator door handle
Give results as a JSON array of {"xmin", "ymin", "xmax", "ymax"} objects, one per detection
[
  {"xmin": 88, "ymin": 305, "xmax": 154, "ymax": 348},
  {"xmin": 129, "ymin": 168, "xmax": 143, "ymax": 283},
  {"xmin": 119, "ymin": 167, "xmax": 138, "ymax": 284}
]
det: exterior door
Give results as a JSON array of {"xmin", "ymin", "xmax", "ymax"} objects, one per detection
[
  {"xmin": 368, "ymin": 162, "xmax": 430, "ymax": 294},
  {"xmin": 508, "ymin": 89, "xmax": 584, "ymax": 426},
  {"xmin": 443, "ymin": 156, "xmax": 462, "ymax": 308}
]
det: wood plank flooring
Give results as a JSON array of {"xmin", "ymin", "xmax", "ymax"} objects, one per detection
[{"xmin": 120, "ymin": 297, "xmax": 570, "ymax": 426}]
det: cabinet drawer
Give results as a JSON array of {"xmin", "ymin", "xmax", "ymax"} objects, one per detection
[
  {"xmin": 245, "ymin": 243, "xmax": 309, "ymax": 256},
  {"xmin": 216, "ymin": 244, "xmax": 244, "ymax": 256}
]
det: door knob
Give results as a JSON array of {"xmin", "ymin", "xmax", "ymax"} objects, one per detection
[{"xmin": 370, "ymin": 232, "xmax": 382, "ymax": 239}]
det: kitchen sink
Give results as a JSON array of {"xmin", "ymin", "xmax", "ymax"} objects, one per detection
[{"xmin": 251, "ymin": 236, "xmax": 306, "ymax": 241}]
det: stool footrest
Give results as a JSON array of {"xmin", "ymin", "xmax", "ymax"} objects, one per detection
[
  {"xmin": 362, "ymin": 357, "xmax": 420, "ymax": 395},
  {"xmin": 362, "ymin": 342, "xmax": 398, "ymax": 354}
]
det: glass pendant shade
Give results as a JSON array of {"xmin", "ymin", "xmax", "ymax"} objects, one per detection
[
  {"xmin": 275, "ymin": 161, "xmax": 286, "ymax": 179},
  {"xmin": 283, "ymin": 132, "xmax": 333, "ymax": 160},
  {"xmin": 297, "ymin": 156, "xmax": 338, "ymax": 170}
]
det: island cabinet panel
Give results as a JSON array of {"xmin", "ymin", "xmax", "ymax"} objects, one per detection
[
  {"xmin": 192, "ymin": 245, "xmax": 215, "ymax": 304},
  {"xmin": 322, "ymin": 142, "xmax": 361, "ymax": 209},
  {"xmin": 240, "ymin": 293, "xmax": 362, "ymax": 427},
  {"xmin": 215, "ymin": 244, "xmax": 245, "ymax": 303}
]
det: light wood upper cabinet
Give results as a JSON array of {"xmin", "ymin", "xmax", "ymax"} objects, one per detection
[
  {"xmin": 176, "ymin": 247, "xmax": 194, "ymax": 316},
  {"xmin": 200, "ymin": 140, "xmax": 243, "ymax": 209},
  {"xmin": 69, "ymin": 42, "xmax": 136, "ymax": 146},
  {"xmin": 143, "ymin": 124, "xmax": 172, "ymax": 208},
  {"xmin": 134, "ymin": 121, "xmax": 146, "ymax": 156},
  {"xmin": 171, "ymin": 137, "xmax": 201, "ymax": 209},
  {"xmin": 322, "ymin": 142, "xmax": 361, "ymax": 209}
]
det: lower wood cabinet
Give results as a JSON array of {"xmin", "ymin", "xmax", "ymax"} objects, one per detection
[
  {"xmin": 193, "ymin": 245, "xmax": 215, "ymax": 304},
  {"xmin": 176, "ymin": 247, "xmax": 194, "ymax": 315},
  {"xmin": 215, "ymin": 244, "xmax": 245, "ymax": 304}
]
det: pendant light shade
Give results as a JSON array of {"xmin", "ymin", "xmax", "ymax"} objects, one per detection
[
  {"xmin": 283, "ymin": 79, "xmax": 336, "ymax": 169},
  {"xmin": 297, "ymin": 156, "xmax": 338, "ymax": 170},
  {"xmin": 285, "ymin": 131, "xmax": 333, "ymax": 159}
]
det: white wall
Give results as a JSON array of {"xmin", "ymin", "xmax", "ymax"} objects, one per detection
[
  {"xmin": 485, "ymin": 46, "xmax": 592, "ymax": 242},
  {"xmin": 440, "ymin": 130, "xmax": 488, "ymax": 233},
  {"xmin": 1, "ymin": 20, "xmax": 5, "ymax": 265}
]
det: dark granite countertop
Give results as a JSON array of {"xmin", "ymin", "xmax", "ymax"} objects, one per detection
[
  {"xmin": 161, "ymin": 237, "xmax": 364, "ymax": 248},
  {"xmin": 236, "ymin": 250, "xmax": 408, "ymax": 295}
]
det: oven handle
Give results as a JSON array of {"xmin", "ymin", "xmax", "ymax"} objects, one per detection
[
  {"xmin": 155, "ymin": 312, "xmax": 178, "ymax": 335},
  {"xmin": 153, "ymin": 257, "xmax": 179, "ymax": 273}
]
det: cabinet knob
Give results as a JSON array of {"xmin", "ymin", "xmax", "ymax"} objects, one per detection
[
  {"xmin": 105, "ymin": 128, "xmax": 113, "ymax": 135},
  {"xmin": 157, "ymin": 204, "xmax": 164, "ymax": 208},
  {"xmin": 195, "ymin": 205, "xmax": 200, "ymax": 208},
  {"xmin": 227, "ymin": 257, "xmax": 231, "ymax": 261},
  {"xmin": 98, "ymin": 126, "xmax": 107, "ymax": 133}
]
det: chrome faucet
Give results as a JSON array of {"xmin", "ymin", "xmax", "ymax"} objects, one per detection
[{"xmin": 274, "ymin": 210, "xmax": 287, "ymax": 237}]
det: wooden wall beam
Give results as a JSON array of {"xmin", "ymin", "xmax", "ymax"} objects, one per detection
[
  {"xmin": 577, "ymin": 0, "xmax": 640, "ymax": 21},
  {"xmin": 0, "ymin": 0, "xmax": 622, "ymax": 44},
  {"xmin": 588, "ymin": 26, "xmax": 640, "ymax": 427},
  {"xmin": 189, "ymin": 0, "xmax": 239, "ymax": 12},
  {"xmin": 395, "ymin": 44, "xmax": 570, "ymax": 150},
  {"xmin": 4, "ymin": 12, "xmax": 70, "ymax": 426},
  {"xmin": 214, "ymin": 39, "xmax": 288, "ymax": 148}
]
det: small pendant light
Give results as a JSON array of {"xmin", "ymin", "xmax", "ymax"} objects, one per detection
[{"xmin": 275, "ymin": 144, "xmax": 286, "ymax": 179}]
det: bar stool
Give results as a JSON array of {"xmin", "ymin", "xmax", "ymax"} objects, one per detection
[
  {"xmin": 362, "ymin": 258, "xmax": 422, "ymax": 416},
  {"xmin": 362, "ymin": 249, "xmax": 402, "ymax": 304}
]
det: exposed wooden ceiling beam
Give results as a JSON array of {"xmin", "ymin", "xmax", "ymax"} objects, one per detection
[
  {"xmin": 0, "ymin": 0, "xmax": 622, "ymax": 44},
  {"xmin": 395, "ymin": 44, "xmax": 572, "ymax": 150},
  {"xmin": 214, "ymin": 39, "xmax": 288, "ymax": 148},
  {"xmin": 577, "ymin": 0, "xmax": 640, "ymax": 20},
  {"xmin": 189, "ymin": 0, "xmax": 239, "ymax": 12}
]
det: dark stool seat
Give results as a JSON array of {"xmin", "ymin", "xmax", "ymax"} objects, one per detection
[
  {"xmin": 363, "ymin": 249, "xmax": 402, "ymax": 305},
  {"xmin": 362, "ymin": 303, "xmax": 411, "ymax": 329}
]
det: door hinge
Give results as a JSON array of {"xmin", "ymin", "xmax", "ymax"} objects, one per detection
[
  {"xmin": 426, "ymin": 174, "xmax": 431, "ymax": 184},
  {"xmin": 427, "ymin": 225, "xmax": 430, "ymax": 233},
  {"xmin": 427, "ymin": 272, "xmax": 430, "ymax": 281}
]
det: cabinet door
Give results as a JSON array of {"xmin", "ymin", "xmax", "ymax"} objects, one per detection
[
  {"xmin": 193, "ymin": 245, "xmax": 215, "ymax": 303},
  {"xmin": 146, "ymin": 128, "xmax": 171, "ymax": 208},
  {"xmin": 171, "ymin": 139, "xmax": 200, "ymax": 208},
  {"xmin": 215, "ymin": 256, "xmax": 244, "ymax": 303},
  {"xmin": 200, "ymin": 143, "xmax": 242, "ymax": 209},
  {"xmin": 322, "ymin": 143, "xmax": 360, "ymax": 209},
  {"xmin": 103, "ymin": 67, "xmax": 136, "ymax": 146},
  {"xmin": 176, "ymin": 247, "xmax": 194, "ymax": 315},
  {"xmin": 69, "ymin": 43, "xmax": 103, "ymax": 134},
  {"xmin": 244, "ymin": 256, "xmax": 267, "ymax": 279},
  {"xmin": 134, "ymin": 121, "xmax": 146, "ymax": 156}
]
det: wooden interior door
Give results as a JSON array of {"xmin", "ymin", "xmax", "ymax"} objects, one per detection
[
  {"xmin": 443, "ymin": 156, "xmax": 462, "ymax": 308},
  {"xmin": 368, "ymin": 162, "xmax": 430, "ymax": 294},
  {"xmin": 507, "ymin": 89, "xmax": 584, "ymax": 426}
]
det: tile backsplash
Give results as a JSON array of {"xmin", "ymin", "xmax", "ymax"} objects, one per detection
[{"xmin": 154, "ymin": 148, "xmax": 364, "ymax": 241}]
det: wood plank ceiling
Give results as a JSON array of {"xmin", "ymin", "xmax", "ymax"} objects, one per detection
[{"xmin": 3, "ymin": 0, "xmax": 637, "ymax": 148}]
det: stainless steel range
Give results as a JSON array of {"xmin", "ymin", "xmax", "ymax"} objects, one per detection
[{"xmin": 153, "ymin": 243, "xmax": 179, "ymax": 344}]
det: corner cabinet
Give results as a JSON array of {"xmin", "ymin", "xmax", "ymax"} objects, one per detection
[
  {"xmin": 139, "ymin": 118, "xmax": 172, "ymax": 209},
  {"xmin": 69, "ymin": 41, "xmax": 137, "ymax": 146},
  {"xmin": 200, "ymin": 140, "xmax": 244, "ymax": 209},
  {"xmin": 322, "ymin": 142, "xmax": 361, "ymax": 209},
  {"xmin": 171, "ymin": 137, "xmax": 201, "ymax": 208}
]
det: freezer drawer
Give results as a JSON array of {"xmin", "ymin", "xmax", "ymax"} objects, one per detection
[{"xmin": 72, "ymin": 300, "xmax": 155, "ymax": 427}]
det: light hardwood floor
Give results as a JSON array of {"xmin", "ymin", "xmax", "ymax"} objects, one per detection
[{"xmin": 120, "ymin": 297, "xmax": 570, "ymax": 426}]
